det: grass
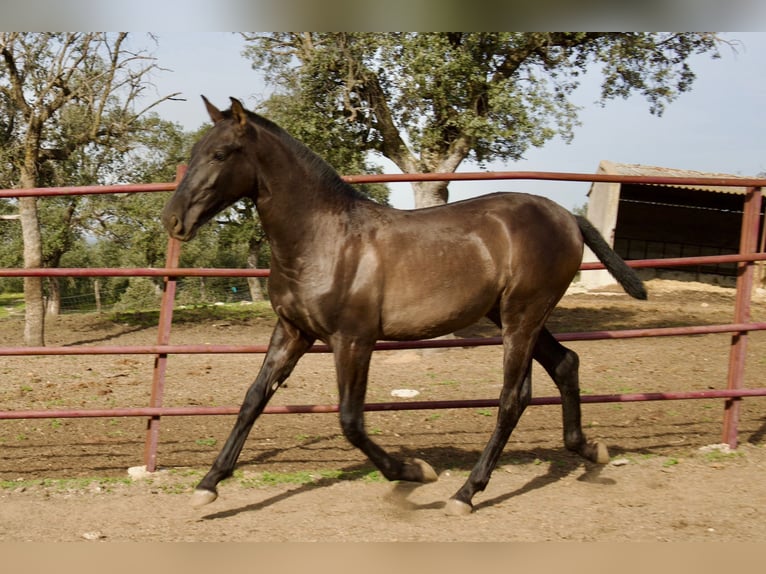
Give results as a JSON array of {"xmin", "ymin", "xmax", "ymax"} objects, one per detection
[
  {"xmin": 0, "ymin": 476, "xmax": 131, "ymax": 492},
  {"xmin": 437, "ymin": 379, "xmax": 460, "ymax": 387},
  {"xmin": 0, "ymin": 292, "xmax": 24, "ymax": 319},
  {"xmin": 701, "ymin": 449, "xmax": 743, "ymax": 463},
  {"xmin": 6, "ymin": 446, "xmax": 747, "ymax": 497},
  {"xmin": 194, "ymin": 437, "xmax": 218, "ymax": 447},
  {"xmin": 0, "ymin": 290, "xmax": 278, "ymax": 325},
  {"xmin": 1, "ymin": 466, "xmax": 385, "ymax": 496},
  {"xmin": 232, "ymin": 468, "xmax": 384, "ymax": 488}
]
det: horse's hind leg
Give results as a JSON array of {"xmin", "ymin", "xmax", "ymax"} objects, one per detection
[
  {"xmin": 333, "ymin": 336, "xmax": 438, "ymax": 484},
  {"xmin": 534, "ymin": 327, "xmax": 609, "ymax": 464},
  {"xmin": 191, "ymin": 319, "xmax": 314, "ymax": 507}
]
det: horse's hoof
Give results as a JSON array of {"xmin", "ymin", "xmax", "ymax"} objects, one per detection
[
  {"xmin": 404, "ymin": 458, "xmax": 438, "ymax": 483},
  {"xmin": 582, "ymin": 441, "xmax": 610, "ymax": 464},
  {"xmin": 444, "ymin": 498, "xmax": 473, "ymax": 516},
  {"xmin": 190, "ymin": 488, "xmax": 218, "ymax": 507}
]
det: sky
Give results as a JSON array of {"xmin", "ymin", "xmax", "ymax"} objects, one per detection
[{"xmin": 144, "ymin": 31, "xmax": 766, "ymax": 211}]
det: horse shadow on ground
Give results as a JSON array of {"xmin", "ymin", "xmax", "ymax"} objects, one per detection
[
  {"xmin": 198, "ymin": 445, "xmax": 615, "ymax": 521},
  {"xmin": 198, "ymin": 460, "xmax": 384, "ymax": 521}
]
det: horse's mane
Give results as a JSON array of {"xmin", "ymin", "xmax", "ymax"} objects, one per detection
[{"xmin": 222, "ymin": 106, "xmax": 373, "ymax": 205}]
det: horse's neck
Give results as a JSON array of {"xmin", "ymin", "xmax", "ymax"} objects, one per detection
[
  {"xmin": 250, "ymin": 124, "xmax": 361, "ymax": 258},
  {"xmin": 255, "ymin": 174, "xmax": 351, "ymax": 259}
]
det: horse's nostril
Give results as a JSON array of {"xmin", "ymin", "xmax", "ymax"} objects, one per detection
[
  {"xmin": 169, "ymin": 214, "xmax": 182, "ymax": 234},
  {"xmin": 162, "ymin": 212, "xmax": 184, "ymax": 238}
]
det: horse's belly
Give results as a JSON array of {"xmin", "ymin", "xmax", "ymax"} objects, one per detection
[
  {"xmin": 380, "ymin": 282, "xmax": 497, "ymax": 340},
  {"xmin": 377, "ymin": 234, "xmax": 504, "ymax": 339}
]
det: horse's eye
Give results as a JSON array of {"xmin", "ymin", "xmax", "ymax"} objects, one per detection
[{"xmin": 213, "ymin": 150, "xmax": 227, "ymax": 161}]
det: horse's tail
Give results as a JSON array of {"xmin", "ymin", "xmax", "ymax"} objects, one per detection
[{"xmin": 575, "ymin": 215, "xmax": 648, "ymax": 300}]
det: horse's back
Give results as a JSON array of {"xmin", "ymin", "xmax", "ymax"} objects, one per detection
[
  {"xmin": 379, "ymin": 192, "xmax": 582, "ymax": 274},
  {"xmin": 368, "ymin": 192, "xmax": 583, "ymax": 340}
]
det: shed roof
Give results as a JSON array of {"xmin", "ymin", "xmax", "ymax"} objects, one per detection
[{"xmin": 593, "ymin": 160, "xmax": 754, "ymax": 195}]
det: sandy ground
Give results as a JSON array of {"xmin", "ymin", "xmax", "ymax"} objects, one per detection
[{"xmin": 1, "ymin": 279, "xmax": 764, "ymax": 541}]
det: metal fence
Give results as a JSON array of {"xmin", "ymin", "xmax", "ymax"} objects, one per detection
[{"xmin": 1, "ymin": 169, "xmax": 765, "ymax": 472}]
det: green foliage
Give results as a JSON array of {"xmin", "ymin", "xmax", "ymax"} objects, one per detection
[
  {"xmin": 112, "ymin": 277, "xmax": 162, "ymax": 312},
  {"xmin": 0, "ymin": 292, "xmax": 24, "ymax": 306},
  {"xmin": 258, "ymin": 93, "xmax": 390, "ymax": 205},
  {"xmin": 243, "ymin": 32, "xmax": 721, "ymax": 195},
  {"xmin": 571, "ymin": 202, "xmax": 589, "ymax": 217},
  {"xmin": 0, "ymin": 33, "xmax": 202, "ymax": 320}
]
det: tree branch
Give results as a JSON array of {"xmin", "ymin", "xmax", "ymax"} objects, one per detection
[{"xmin": 1, "ymin": 38, "xmax": 31, "ymax": 117}]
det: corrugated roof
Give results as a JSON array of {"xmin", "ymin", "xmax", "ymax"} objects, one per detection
[{"xmin": 595, "ymin": 160, "xmax": 754, "ymax": 195}]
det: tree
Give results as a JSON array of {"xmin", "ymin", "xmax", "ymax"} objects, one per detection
[
  {"xmin": 0, "ymin": 32, "xmax": 179, "ymax": 345},
  {"xmin": 242, "ymin": 33, "xmax": 721, "ymax": 208}
]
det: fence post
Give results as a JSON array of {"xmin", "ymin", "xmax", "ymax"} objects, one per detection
[
  {"xmin": 722, "ymin": 186, "xmax": 763, "ymax": 448},
  {"xmin": 142, "ymin": 166, "xmax": 185, "ymax": 471}
]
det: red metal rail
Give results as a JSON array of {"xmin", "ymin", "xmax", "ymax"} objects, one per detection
[
  {"xmin": 1, "ymin": 170, "xmax": 764, "ymax": 472},
  {"xmin": 2, "ymin": 252, "xmax": 766, "ymax": 278},
  {"xmin": 1, "ymin": 322, "xmax": 766, "ymax": 358},
  {"xmin": 3, "ymin": 389, "xmax": 765, "ymax": 421}
]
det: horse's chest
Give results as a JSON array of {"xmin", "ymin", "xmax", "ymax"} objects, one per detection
[{"xmin": 269, "ymin": 253, "xmax": 381, "ymax": 336}]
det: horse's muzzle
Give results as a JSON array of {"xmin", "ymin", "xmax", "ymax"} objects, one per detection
[{"xmin": 161, "ymin": 210, "xmax": 192, "ymax": 241}]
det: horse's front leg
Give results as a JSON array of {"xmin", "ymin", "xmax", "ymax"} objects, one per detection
[
  {"xmin": 191, "ymin": 319, "xmax": 314, "ymax": 507},
  {"xmin": 333, "ymin": 336, "xmax": 438, "ymax": 483}
]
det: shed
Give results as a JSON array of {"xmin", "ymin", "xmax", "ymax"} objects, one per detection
[{"xmin": 582, "ymin": 160, "xmax": 765, "ymax": 289}]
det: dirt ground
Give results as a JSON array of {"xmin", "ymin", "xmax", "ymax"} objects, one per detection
[{"xmin": 1, "ymin": 279, "xmax": 765, "ymax": 541}]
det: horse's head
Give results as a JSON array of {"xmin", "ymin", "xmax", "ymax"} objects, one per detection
[{"xmin": 162, "ymin": 96, "xmax": 258, "ymax": 241}]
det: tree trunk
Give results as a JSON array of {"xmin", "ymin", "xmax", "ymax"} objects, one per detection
[
  {"xmin": 246, "ymin": 246, "xmax": 265, "ymax": 302},
  {"xmin": 412, "ymin": 180, "xmax": 450, "ymax": 209},
  {"xmin": 94, "ymin": 279, "xmax": 102, "ymax": 314},
  {"xmin": 46, "ymin": 277, "xmax": 61, "ymax": 316},
  {"xmin": 19, "ymin": 196, "xmax": 45, "ymax": 346},
  {"xmin": 199, "ymin": 277, "xmax": 206, "ymax": 302}
]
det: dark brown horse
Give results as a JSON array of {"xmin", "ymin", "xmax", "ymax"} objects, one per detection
[{"xmin": 162, "ymin": 97, "xmax": 646, "ymax": 515}]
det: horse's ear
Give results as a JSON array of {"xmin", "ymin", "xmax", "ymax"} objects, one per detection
[
  {"xmin": 229, "ymin": 97, "xmax": 248, "ymax": 128},
  {"xmin": 201, "ymin": 95, "xmax": 224, "ymax": 124}
]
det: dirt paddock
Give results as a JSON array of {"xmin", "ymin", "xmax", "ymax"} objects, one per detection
[{"xmin": 1, "ymin": 279, "xmax": 764, "ymax": 541}]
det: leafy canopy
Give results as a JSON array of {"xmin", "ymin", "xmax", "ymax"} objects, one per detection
[{"xmin": 243, "ymin": 32, "xmax": 720, "ymax": 206}]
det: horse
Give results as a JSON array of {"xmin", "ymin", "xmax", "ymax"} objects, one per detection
[{"xmin": 161, "ymin": 96, "xmax": 647, "ymax": 515}]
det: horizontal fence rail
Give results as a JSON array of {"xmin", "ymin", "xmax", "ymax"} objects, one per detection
[
  {"xmin": 1, "ymin": 322, "xmax": 766, "ymax": 358},
  {"xmin": 3, "ymin": 389, "xmax": 765, "ymax": 421},
  {"xmin": 0, "ymin": 169, "xmax": 764, "ymax": 472},
  {"xmin": 3, "ymin": 252, "xmax": 766, "ymax": 278}
]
